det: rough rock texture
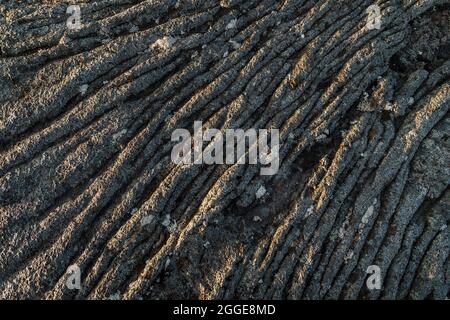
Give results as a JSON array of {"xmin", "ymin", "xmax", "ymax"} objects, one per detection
[{"xmin": 0, "ymin": 0, "xmax": 449, "ymax": 300}]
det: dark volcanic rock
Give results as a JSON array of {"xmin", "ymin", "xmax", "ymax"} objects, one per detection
[{"xmin": 0, "ymin": 0, "xmax": 448, "ymax": 300}]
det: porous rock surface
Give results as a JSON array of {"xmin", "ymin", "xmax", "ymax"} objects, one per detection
[{"xmin": 0, "ymin": 0, "xmax": 449, "ymax": 299}]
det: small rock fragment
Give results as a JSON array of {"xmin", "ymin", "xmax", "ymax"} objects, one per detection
[
  {"xmin": 305, "ymin": 206, "xmax": 314, "ymax": 218},
  {"xmin": 79, "ymin": 84, "xmax": 89, "ymax": 96},
  {"xmin": 361, "ymin": 205, "xmax": 374, "ymax": 224},
  {"xmin": 141, "ymin": 215, "xmax": 154, "ymax": 226},
  {"xmin": 255, "ymin": 186, "xmax": 266, "ymax": 199},
  {"xmin": 226, "ymin": 19, "xmax": 237, "ymax": 30},
  {"xmin": 253, "ymin": 216, "xmax": 262, "ymax": 222},
  {"xmin": 229, "ymin": 40, "xmax": 240, "ymax": 50},
  {"xmin": 151, "ymin": 36, "xmax": 177, "ymax": 51}
]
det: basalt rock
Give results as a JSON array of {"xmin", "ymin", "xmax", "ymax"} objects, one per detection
[{"xmin": 0, "ymin": 0, "xmax": 448, "ymax": 300}]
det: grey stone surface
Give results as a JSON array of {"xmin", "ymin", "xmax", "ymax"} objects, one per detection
[{"xmin": 0, "ymin": 0, "xmax": 448, "ymax": 299}]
